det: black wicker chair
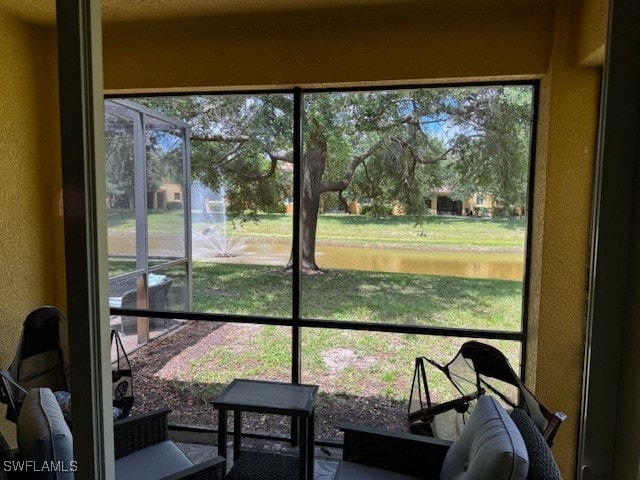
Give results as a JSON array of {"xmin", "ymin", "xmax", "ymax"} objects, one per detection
[
  {"xmin": 338, "ymin": 424, "xmax": 450, "ymax": 479},
  {"xmin": 113, "ymin": 408, "xmax": 225, "ymax": 480},
  {"xmin": 109, "ymin": 275, "xmax": 175, "ymax": 335},
  {"xmin": 336, "ymin": 395, "xmax": 562, "ymax": 480},
  {"xmin": 0, "ymin": 390, "xmax": 225, "ymax": 480}
]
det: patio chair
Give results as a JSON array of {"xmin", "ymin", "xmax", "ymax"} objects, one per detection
[
  {"xmin": 109, "ymin": 275, "xmax": 174, "ymax": 335},
  {"xmin": 109, "ymin": 275, "xmax": 138, "ymax": 298},
  {"xmin": 0, "ymin": 387, "xmax": 225, "ymax": 480},
  {"xmin": 0, "ymin": 306, "xmax": 69, "ymax": 422},
  {"xmin": 408, "ymin": 341, "xmax": 566, "ymax": 446},
  {"xmin": 109, "ymin": 274, "xmax": 173, "ymax": 310},
  {"xmin": 0, "ymin": 307, "xmax": 136, "ymax": 424},
  {"xmin": 335, "ymin": 395, "xmax": 561, "ymax": 480}
]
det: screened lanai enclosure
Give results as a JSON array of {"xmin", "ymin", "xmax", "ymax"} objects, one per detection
[
  {"xmin": 105, "ymin": 99, "xmax": 192, "ymax": 344},
  {"xmin": 103, "ymin": 86, "xmax": 538, "ymax": 446}
]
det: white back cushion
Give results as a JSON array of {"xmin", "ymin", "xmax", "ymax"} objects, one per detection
[
  {"xmin": 18, "ymin": 387, "xmax": 74, "ymax": 479},
  {"xmin": 440, "ymin": 395, "xmax": 528, "ymax": 480}
]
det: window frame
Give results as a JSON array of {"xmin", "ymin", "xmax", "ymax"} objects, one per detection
[{"xmin": 108, "ymin": 79, "xmax": 539, "ymax": 383}]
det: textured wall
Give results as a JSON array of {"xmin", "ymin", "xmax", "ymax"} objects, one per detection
[
  {"xmin": 0, "ymin": 13, "xmax": 61, "ymax": 442},
  {"xmin": 576, "ymin": 0, "xmax": 608, "ymax": 65},
  {"xmin": 103, "ymin": 4, "xmax": 554, "ymax": 92},
  {"xmin": 534, "ymin": 1, "xmax": 601, "ymax": 475}
]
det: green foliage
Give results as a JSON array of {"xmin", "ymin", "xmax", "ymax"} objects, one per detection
[
  {"xmin": 139, "ymin": 94, "xmax": 293, "ymax": 217},
  {"xmin": 135, "ymin": 87, "xmax": 532, "ymax": 214},
  {"xmin": 105, "ymin": 103, "xmax": 186, "ymax": 208},
  {"xmin": 130, "ymin": 87, "xmax": 534, "ymax": 266},
  {"xmin": 104, "ymin": 114, "xmax": 135, "ymax": 206},
  {"xmin": 165, "ymin": 201, "xmax": 183, "ymax": 210},
  {"xmin": 442, "ymin": 86, "xmax": 534, "ymax": 207},
  {"xmin": 360, "ymin": 203, "xmax": 393, "ymax": 217}
]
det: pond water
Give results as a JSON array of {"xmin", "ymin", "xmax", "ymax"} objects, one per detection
[
  {"xmin": 109, "ymin": 235, "xmax": 524, "ymax": 281},
  {"xmin": 192, "ymin": 238, "xmax": 524, "ymax": 281}
]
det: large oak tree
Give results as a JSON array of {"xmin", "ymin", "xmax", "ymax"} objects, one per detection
[{"xmin": 139, "ymin": 86, "xmax": 533, "ymax": 273}]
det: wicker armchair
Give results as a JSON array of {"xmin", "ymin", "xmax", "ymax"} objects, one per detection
[
  {"xmin": 114, "ymin": 408, "xmax": 225, "ymax": 480},
  {"xmin": 109, "ymin": 275, "xmax": 174, "ymax": 335},
  {"xmin": 0, "ymin": 388, "xmax": 225, "ymax": 480},
  {"xmin": 338, "ymin": 423, "xmax": 450, "ymax": 479},
  {"xmin": 336, "ymin": 395, "xmax": 562, "ymax": 480}
]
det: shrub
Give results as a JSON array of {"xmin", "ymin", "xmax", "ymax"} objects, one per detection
[
  {"xmin": 361, "ymin": 203, "xmax": 393, "ymax": 217},
  {"xmin": 166, "ymin": 201, "xmax": 183, "ymax": 210},
  {"xmin": 263, "ymin": 203, "xmax": 287, "ymax": 214}
]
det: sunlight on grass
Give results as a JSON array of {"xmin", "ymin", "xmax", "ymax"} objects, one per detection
[
  {"xmin": 170, "ymin": 322, "xmax": 522, "ymax": 402},
  {"xmin": 115, "ymin": 209, "xmax": 527, "ymax": 417},
  {"xmin": 108, "ymin": 210, "xmax": 526, "ymax": 250}
]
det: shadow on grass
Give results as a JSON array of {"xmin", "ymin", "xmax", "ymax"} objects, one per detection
[
  {"xmin": 192, "ymin": 264, "xmax": 523, "ymax": 330},
  {"xmin": 126, "ymin": 321, "xmax": 408, "ymax": 444},
  {"xmin": 132, "ymin": 378, "xmax": 407, "ymax": 444}
]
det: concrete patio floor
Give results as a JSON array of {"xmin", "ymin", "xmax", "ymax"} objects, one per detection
[{"xmin": 171, "ymin": 430, "xmax": 340, "ymax": 479}]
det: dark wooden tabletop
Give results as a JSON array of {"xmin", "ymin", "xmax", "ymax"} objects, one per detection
[{"xmin": 214, "ymin": 379, "xmax": 319, "ymax": 416}]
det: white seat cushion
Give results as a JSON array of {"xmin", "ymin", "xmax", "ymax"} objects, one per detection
[
  {"xmin": 335, "ymin": 461, "xmax": 422, "ymax": 480},
  {"xmin": 115, "ymin": 440, "xmax": 194, "ymax": 480}
]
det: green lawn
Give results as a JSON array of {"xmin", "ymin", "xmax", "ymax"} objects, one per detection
[
  {"xmin": 176, "ymin": 322, "xmax": 520, "ymax": 403},
  {"xmin": 235, "ymin": 213, "xmax": 526, "ymax": 250},
  {"xmin": 110, "ymin": 209, "xmax": 526, "ymax": 405},
  {"xmin": 181, "ymin": 262, "xmax": 523, "ymax": 402},
  {"xmin": 192, "ymin": 263, "xmax": 522, "ymax": 331}
]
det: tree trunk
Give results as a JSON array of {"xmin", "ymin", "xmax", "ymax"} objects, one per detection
[{"xmin": 285, "ymin": 126, "xmax": 327, "ymax": 273}]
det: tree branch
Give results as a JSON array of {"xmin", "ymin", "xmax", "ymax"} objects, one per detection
[
  {"xmin": 337, "ymin": 191, "xmax": 350, "ymax": 213},
  {"xmin": 269, "ymin": 149, "xmax": 294, "ymax": 163},
  {"xmin": 320, "ymin": 141, "xmax": 383, "ymax": 193},
  {"xmin": 191, "ymin": 133, "xmax": 250, "ymax": 142},
  {"xmin": 225, "ymin": 156, "xmax": 280, "ymax": 182}
]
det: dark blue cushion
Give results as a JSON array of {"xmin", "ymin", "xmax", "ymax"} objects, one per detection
[{"xmin": 510, "ymin": 408, "xmax": 562, "ymax": 480}]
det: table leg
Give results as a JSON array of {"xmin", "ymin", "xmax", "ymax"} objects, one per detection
[
  {"xmin": 298, "ymin": 416, "xmax": 308, "ymax": 480},
  {"xmin": 307, "ymin": 410, "xmax": 315, "ymax": 480},
  {"xmin": 218, "ymin": 409, "xmax": 227, "ymax": 460},
  {"xmin": 291, "ymin": 417, "xmax": 299, "ymax": 447},
  {"xmin": 233, "ymin": 410, "xmax": 242, "ymax": 461}
]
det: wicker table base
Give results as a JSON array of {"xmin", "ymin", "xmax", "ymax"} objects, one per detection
[{"xmin": 226, "ymin": 451, "xmax": 299, "ymax": 480}]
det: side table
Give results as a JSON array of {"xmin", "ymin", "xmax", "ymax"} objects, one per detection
[{"xmin": 214, "ymin": 379, "xmax": 319, "ymax": 480}]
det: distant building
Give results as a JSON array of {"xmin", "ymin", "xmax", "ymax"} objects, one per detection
[
  {"xmin": 427, "ymin": 188, "xmax": 498, "ymax": 217},
  {"xmin": 148, "ymin": 180, "xmax": 183, "ymax": 210}
]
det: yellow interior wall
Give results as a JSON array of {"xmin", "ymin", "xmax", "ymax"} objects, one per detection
[
  {"xmin": 0, "ymin": 13, "xmax": 63, "ymax": 441},
  {"xmin": 102, "ymin": 4, "xmax": 553, "ymax": 92},
  {"xmin": 576, "ymin": 0, "xmax": 608, "ymax": 66},
  {"xmin": 534, "ymin": 0, "xmax": 601, "ymax": 475}
]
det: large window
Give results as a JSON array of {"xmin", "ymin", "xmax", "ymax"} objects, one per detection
[{"xmin": 106, "ymin": 83, "xmax": 536, "ymax": 442}]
